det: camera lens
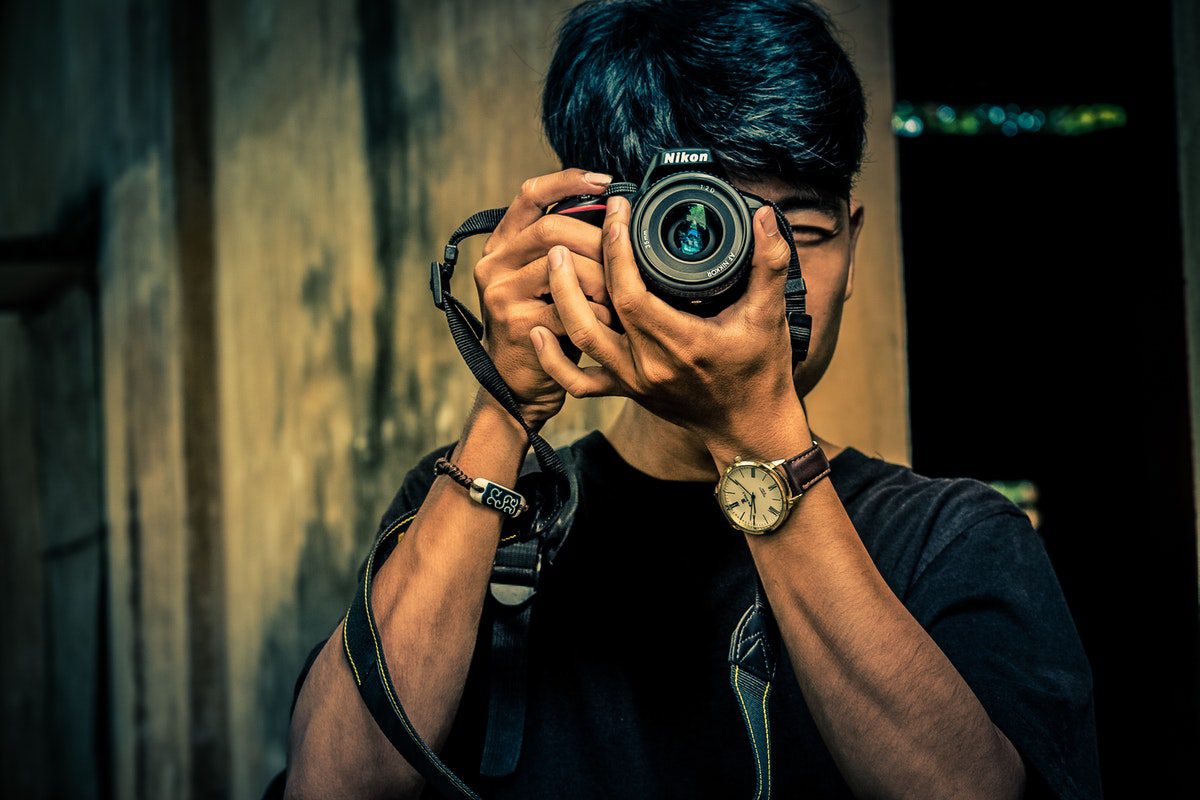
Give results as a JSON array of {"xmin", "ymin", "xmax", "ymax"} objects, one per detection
[
  {"xmin": 630, "ymin": 170, "xmax": 754, "ymax": 316},
  {"xmin": 662, "ymin": 202, "xmax": 722, "ymax": 262}
]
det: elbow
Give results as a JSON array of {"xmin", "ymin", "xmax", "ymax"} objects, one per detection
[
  {"xmin": 945, "ymin": 724, "xmax": 1027, "ymax": 800},
  {"xmin": 282, "ymin": 621, "xmax": 429, "ymax": 800},
  {"xmin": 903, "ymin": 724, "xmax": 1026, "ymax": 800},
  {"xmin": 986, "ymin": 723, "xmax": 1027, "ymax": 800},
  {"xmin": 283, "ymin": 685, "xmax": 427, "ymax": 800}
]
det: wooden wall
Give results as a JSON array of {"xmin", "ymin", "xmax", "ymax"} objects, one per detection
[{"xmin": 0, "ymin": 1, "xmax": 905, "ymax": 797}]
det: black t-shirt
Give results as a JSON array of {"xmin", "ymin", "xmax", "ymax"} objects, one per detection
[{"xmin": 274, "ymin": 429, "xmax": 1102, "ymax": 799}]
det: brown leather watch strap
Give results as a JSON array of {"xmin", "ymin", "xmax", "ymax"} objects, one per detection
[{"xmin": 780, "ymin": 442, "xmax": 831, "ymax": 497}]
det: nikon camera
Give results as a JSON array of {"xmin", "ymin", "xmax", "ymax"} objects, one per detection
[{"xmin": 549, "ymin": 148, "xmax": 768, "ymax": 318}]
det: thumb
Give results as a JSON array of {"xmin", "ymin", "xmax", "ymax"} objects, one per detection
[{"xmin": 743, "ymin": 204, "xmax": 793, "ymax": 319}]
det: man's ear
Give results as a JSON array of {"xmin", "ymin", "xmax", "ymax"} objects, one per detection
[{"xmin": 844, "ymin": 200, "xmax": 865, "ymax": 303}]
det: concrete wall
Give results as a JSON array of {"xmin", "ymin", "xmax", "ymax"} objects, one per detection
[{"xmin": 0, "ymin": 1, "xmax": 905, "ymax": 797}]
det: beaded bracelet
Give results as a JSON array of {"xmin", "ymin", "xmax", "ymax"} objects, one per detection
[{"xmin": 433, "ymin": 455, "xmax": 529, "ymax": 519}]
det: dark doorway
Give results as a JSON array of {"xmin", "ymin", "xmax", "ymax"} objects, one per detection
[
  {"xmin": 0, "ymin": 213, "xmax": 109, "ymax": 800},
  {"xmin": 893, "ymin": 0, "xmax": 1199, "ymax": 794}
]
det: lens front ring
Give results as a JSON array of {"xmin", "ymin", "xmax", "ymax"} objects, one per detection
[{"xmin": 630, "ymin": 171, "xmax": 754, "ymax": 301}]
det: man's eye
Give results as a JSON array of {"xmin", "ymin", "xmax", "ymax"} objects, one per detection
[{"xmin": 792, "ymin": 226, "xmax": 836, "ymax": 245}]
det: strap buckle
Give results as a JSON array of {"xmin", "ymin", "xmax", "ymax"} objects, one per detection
[
  {"xmin": 429, "ymin": 260, "xmax": 453, "ymax": 310},
  {"xmin": 489, "ymin": 540, "xmax": 542, "ymax": 607},
  {"xmin": 784, "ymin": 276, "xmax": 807, "ymax": 296}
]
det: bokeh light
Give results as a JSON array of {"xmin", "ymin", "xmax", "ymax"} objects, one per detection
[{"xmin": 892, "ymin": 101, "xmax": 1127, "ymax": 137}]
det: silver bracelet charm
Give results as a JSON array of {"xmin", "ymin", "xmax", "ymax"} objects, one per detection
[
  {"xmin": 433, "ymin": 455, "xmax": 528, "ymax": 519},
  {"xmin": 469, "ymin": 477, "xmax": 528, "ymax": 518}
]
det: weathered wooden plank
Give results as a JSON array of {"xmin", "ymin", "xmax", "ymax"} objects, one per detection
[
  {"xmin": 101, "ymin": 151, "xmax": 193, "ymax": 800},
  {"xmin": 0, "ymin": 315, "xmax": 50, "ymax": 799},
  {"xmin": 209, "ymin": 1, "xmax": 386, "ymax": 794},
  {"xmin": 171, "ymin": 3, "xmax": 232, "ymax": 797},
  {"xmin": 25, "ymin": 286, "xmax": 106, "ymax": 800}
]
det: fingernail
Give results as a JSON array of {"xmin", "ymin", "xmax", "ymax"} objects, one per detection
[
  {"xmin": 606, "ymin": 195, "xmax": 623, "ymax": 215},
  {"xmin": 531, "ymin": 328, "xmax": 544, "ymax": 352},
  {"xmin": 585, "ymin": 172, "xmax": 613, "ymax": 186},
  {"xmin": 762, "ymin": 208, "xmax": 779, "ymax": 238},
  {"xmin": 549, "ymin": 246, "xmax": 563, "ymax": 269}
]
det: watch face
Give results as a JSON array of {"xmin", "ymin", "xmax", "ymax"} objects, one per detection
[{"xmin": 718, "ymin": 461, "xmax": 789, "ymax": 533}]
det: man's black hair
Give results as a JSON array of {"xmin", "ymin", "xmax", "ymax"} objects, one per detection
[{"xmin": 542, "ymin": 0, "xmax": 868, "ymax": 203}]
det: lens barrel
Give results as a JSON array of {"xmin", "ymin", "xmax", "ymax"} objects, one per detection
[
  {"xmin": 629, "ymin": 171, "xmax": 755, "ymax": 315},
  {"xmin": 545, "ymin": 150, "xmax": 763, "ymax": 317}
]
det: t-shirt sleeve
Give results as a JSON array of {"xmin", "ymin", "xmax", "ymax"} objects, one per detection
[{"xmin": 902, "ymin": 508, "xmax": 1103, "ymax": 800}]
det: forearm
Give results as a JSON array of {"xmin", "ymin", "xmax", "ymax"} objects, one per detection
[
  {"xmin": 285, "ymin": 389, "xmax": 532, "ymax": 799},
  {"xmin": 705, "ymin": 407, "xmax": 1025, "ymax": 800}
]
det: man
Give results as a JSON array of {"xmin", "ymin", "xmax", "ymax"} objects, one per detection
[{"xmin": 275, "ymin": 1, "xmax": 1102, "ymax": 798}]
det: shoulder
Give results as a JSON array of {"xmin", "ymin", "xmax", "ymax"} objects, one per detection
[
  {"xmin": 835, "ymin": 452, "xmax": 1101, "ymax": 798},
  {"xmin": 833, "ymin": 447, "xmax": 1035, "ymax": 590},
  {"xmin": 837, "ymin": 446, "xmax": 1023, "ymax": 528}
]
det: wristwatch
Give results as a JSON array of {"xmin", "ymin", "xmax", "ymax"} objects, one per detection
[{"xmin": 713, "ymin": 441, "xmax": 831, "ymax": 534}]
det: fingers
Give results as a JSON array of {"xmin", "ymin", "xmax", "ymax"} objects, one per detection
[
  {"xmin": 499, "ymin": 212, "xmax": 605, "ymax": 268},
  {"xmin": 601, "ymin": 195, "xmax": 686, "ymax": 342},
  {"xmin": 486, "ymin": 168, "xmax": 612, "ymax": 255},
  {"xmin": 545, "ymin": 245, "xmax": 627, "ymax": 371},
  {"xmin": 740, "ymin": 205, "xmax": 795, "ymax": 327},
  {"xmin": 529, "ymin": 326, "xmax": 624, "ymax": 399},
  {"xmin": 506, "ymin": 247, "xmax": 609, "ymax": 308},
  {"xmin": 536, "ymin": 296, "xmax": 616, "ymax": 335}
]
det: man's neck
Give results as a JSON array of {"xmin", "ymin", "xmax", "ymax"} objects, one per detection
[{"xmin": 599, "ymin": 398, "xmax": 845, "ymax": 482}]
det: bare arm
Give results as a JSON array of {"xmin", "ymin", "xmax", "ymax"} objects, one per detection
[
  {"xmin": 705, "ymin": 408, "xmax": 1027, "ymax": 800},
  {"xmin": 283, "ymin": 389, "xmax": 530, "ymax": 799},
  {"xmin": 283, "ymin": 166, "xmax": 612, "ymax": 799}
]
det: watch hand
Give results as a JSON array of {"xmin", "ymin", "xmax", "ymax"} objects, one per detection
[{"xmin": 729, "ymin": 477, "xmax": 753, "ymax": 498}]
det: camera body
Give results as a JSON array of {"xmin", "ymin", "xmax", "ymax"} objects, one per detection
[{"xmin": 550, "ymin": 148, "xmax": 767, "ymax": 317}]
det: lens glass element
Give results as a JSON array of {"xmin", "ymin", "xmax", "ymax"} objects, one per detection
[{"xmin": 662, "ymin": 202, "xmax": 721, "ymax": 262}]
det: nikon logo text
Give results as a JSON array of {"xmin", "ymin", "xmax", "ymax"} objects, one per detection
[{"xmin": 662, "ymin": 151, "xmax": 710, "ymax": 165}]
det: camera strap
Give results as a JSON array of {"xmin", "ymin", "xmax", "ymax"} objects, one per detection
[
  {"xmin": 341, "ymin": 441, "xmax": 581, "ymax": 800},
  {"xmin": 343, "ymin": 184, "xmax": 806, "ymax": 800}
]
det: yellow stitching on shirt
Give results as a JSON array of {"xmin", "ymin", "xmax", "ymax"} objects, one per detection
[
  {"xmin": 364, "ymin": 511, "xmax": 417, "ymax": 717},
  {"xmin": 734, "ymin": 665, "xmax": 764, "ymax": 800},
  {"xmin": 762, "ymin": 680, "xmax": 772, "ymax": 797},
  {"xmin": 343, "ymin": 609, "xmax": 362, "ymax": 685},
  {"xmin": 348, "ymin": 510, "xmax": 415, "ymax": 688}
]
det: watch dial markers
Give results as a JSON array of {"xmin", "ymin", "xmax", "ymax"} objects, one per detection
[{"xmin": 721, "ymin": 463, "xmax": 787, "ymax": 532}]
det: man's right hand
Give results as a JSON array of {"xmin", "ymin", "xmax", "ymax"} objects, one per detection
[{"xmin": 473, "ymin": 167, "xmax": 616, "ymax": 430}]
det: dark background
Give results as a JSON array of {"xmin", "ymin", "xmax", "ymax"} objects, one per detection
[{"xmin": 894, "ymin": 0, "xmax": 1199, "ymax": 794}]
